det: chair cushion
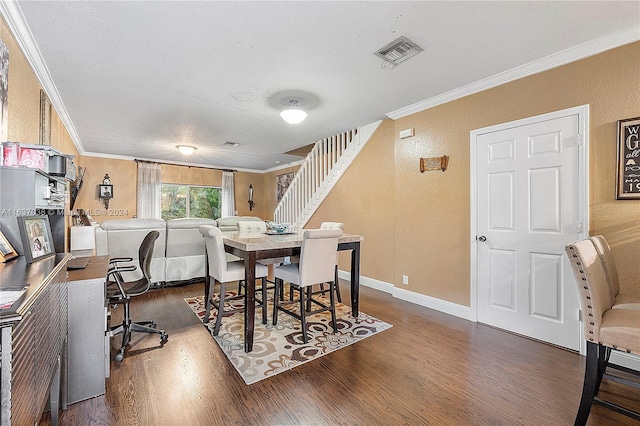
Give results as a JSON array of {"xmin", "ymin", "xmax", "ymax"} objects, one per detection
[
  {"xmin": 613, "ymin": 293, "xmax": 640, "ymax": 311},
  {"xmin": 273, "ymin": 263, "xmax": 300, "ymax": 285},
  {"xmin": 224, "ymin": 260, "xmax": 268, "ymax": 282},
  {"xmin": 599, "ymin": 308, "xmax": 640, "ymax": 354}
]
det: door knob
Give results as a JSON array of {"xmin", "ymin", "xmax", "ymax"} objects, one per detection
[{"xmin": 477, "ymin": 236, "xmax": 487, "ymax": 242}]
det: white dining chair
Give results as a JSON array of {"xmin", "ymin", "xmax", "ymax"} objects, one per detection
[
  {"xmin": 199, "ymin": 225, "xmax": 269, "ymax": 335},
  {"xmin": 272, "ymin": 228, "xmax": 343, "ymax": 344}
]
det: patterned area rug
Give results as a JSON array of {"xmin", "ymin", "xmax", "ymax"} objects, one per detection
[{"xmin": 185, "ymin": 291, "xmax": 392, "ymax": 385}]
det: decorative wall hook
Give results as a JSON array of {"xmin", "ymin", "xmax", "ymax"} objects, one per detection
[{"xmin": 420, "ymin": 155, "xmax": 449, "ymax": 173}]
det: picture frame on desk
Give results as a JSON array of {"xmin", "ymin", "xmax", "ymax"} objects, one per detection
[
  {"xmin": 17, "ymin": 215, "xmax": 55, "ymax": 263},
  {"xmin": 0, "ymin": 229, "xmax": 18, "ymax": 262}
]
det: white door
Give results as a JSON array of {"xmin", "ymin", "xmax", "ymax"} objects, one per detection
[{"xmin": 473, "ymin": 107, "xmax": 588, "ymax": 351}]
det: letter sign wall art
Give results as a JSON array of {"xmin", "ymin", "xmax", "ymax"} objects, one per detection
[{"xmin": 616, "ymin": 116, "xmax": 640, "ymax": 199}]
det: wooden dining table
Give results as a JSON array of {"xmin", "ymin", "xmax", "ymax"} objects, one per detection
[{"xmin": 222, "ymin": 230, "xmax": 363, "ymax": 352}]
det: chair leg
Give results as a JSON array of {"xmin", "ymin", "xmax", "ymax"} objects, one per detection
[
  {"xmin": 299, "ymin": 286, "xmax": 308, "ymax": 344},
  {"xmin": 575, "ymin": 341, "xmax": 599, "ymax": 426},
  {"xmin": 273, "ymin": 278, "xmax": 282, "ymax": 326},
  {"xmin": 261, "ymin": 278, "xmax": 268, "ymax": 325},
  {"xmin": 334, "ymin": 265, "xmax": 342, "ymax": 303},
  {"xmin": 328, "ymin": 281, "xmax": 337, "ymax": 332},
  {"xmin": 213, "ymin": 281, "xmax": 226, "ymax": 336},
  {"xmin": 203, "ymin": 276, "xmax": 213, "ymax": 324}
]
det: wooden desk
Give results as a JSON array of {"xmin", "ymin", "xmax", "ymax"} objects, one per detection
[{"xmin": 220, "ymin": 231, "xmax": 363, "ymax": 352}]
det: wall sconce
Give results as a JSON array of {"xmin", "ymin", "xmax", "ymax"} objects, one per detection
[
  {"xmin": 248, "ymin": 184, "xmax": 255, "ymax": 211},
  {"xmin": 98, "ymin": 173, "xmax": 113, "ymax": 208}
]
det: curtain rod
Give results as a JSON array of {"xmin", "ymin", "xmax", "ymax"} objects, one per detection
[{"xmin": 134, "ymin": 159, "xmax": 236, "ymax": 172}]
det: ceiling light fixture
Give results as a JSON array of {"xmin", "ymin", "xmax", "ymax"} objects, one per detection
[
  {"xmin": 176, "ymin": 145, "xmax": 197, "ymax": 155},
  {"xmin": 280, "ymin": 99, "xmax": 307, "ymax": 124}
]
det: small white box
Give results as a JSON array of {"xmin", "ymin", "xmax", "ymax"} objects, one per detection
[{"xmin": 399, "ymin": 128, "xmax": 415, "ymax": 139}]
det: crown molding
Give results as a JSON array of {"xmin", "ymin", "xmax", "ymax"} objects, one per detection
[
  {"xmin": 386, "ymin": 26, "xmax": 640, "ymax": 120},
  {"xmin": 0, "ymin": 1, "xmax": 85, "ymax": 153}
]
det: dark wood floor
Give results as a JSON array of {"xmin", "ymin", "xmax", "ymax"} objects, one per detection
[{"xmin": 42, "ymin": 281, "xmax": 639, "ymax": 425}]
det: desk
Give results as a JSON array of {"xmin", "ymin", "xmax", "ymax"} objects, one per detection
[
  {"xmin": 66, "ymin": 256, "xmax": 109, "ymax": 404},
  {"xmin": 220, "ymin": 231, "xmax": 363, "ymax": 352}
]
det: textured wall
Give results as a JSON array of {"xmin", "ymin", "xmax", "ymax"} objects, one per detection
[{"xmin": 308, "ymin": 42, "xmax": 640, "ymax": 305}]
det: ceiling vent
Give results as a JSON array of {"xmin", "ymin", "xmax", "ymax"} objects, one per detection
[
  {"xmin": 223, "ymin": 141, "xmax": 239, "ymax": 147},
  {"xmin": 374, "ymin": 36, "xmax": 423, "ymax": 66}
]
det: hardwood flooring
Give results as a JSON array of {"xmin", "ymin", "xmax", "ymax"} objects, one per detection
[{"xmin": 41, "ymin": 281, "xmax": 639, "ymax": 425}]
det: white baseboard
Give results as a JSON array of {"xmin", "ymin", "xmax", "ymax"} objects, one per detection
[{"xmin": 338, "ymin": 271, "xmax": 471, "ymax": 320}]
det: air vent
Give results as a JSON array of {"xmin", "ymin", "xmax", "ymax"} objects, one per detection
[
  {"xmin": 223, "ymin": 141, "xmax": 239, "ymax": 147},
  {"xmin": 374, "ymin": 36, "xmax": 423, "ymax": 66}
]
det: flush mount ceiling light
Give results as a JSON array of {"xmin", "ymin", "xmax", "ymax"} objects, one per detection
[
  {"xmin": 280, "ymin": 99, "xmax": 307, "ymax": 124},
  {"xmin": 176, "ymin": 145, "xmax": 197, "ymax": 155}
]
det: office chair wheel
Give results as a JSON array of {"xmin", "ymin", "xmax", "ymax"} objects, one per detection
[
  {"xmin": 160, "ymin": 332, "xmax": 169, "ymax": 344},
  {"xmin": 114, "ymin": 348, "xmax": 125, "ymax": 363}
]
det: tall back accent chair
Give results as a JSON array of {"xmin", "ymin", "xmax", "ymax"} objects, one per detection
[
  {"xmin": 199, "ymin": 225, "xmax": 269, "ymax": 335},
  {"xmin": 272, "ymin": 228, "xmax": 343, "ymax": 344},
  {"xmin": 565, "ymin": 239, "xmax": 640, "ymax": 425},
  {"xmin": 107, "ymin": 230, "xmax": 168, "ymax": 362},
  {"xmin": 589, "ymin": 235, "xmax": 640, "ymax": 310}
]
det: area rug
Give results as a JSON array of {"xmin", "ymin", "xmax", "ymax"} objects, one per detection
[{"xmin": 185, "ymin": 292, "xmax": 392, "ymax": 385}]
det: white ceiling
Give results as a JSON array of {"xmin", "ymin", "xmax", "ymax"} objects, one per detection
[{"xmin": 5, "ymin": 1, "xmax": 640, "ymax": 172}]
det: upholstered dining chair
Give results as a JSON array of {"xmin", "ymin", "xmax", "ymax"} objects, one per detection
[
  {"xmin": 107, "ymin": 230, "xmax": 168, "ymax": 362},
  {"xmin": 199, "ymin": 225, "xmax": 269, "ymax": 335},
  {"xmin": 272, "ymin": 228, "xmax": 343, "ymax": 344},
  {"xmin": 589, "ymin": 235, "xmax": 640, "ymax": 310},
  {"xmin": 565, "ymin": 238, "xmax": 640, "ymax": 425}
]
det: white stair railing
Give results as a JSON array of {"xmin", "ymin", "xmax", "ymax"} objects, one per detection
[{"xmin": 274, "ymin": 120, "xmax": 382, "ymax": 228}]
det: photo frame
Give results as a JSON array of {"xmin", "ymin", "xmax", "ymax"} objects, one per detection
[
  {"xmin": 276, "ymin": 172, "xmax": 294, "ymax": 202},
  {"xmin": 17, "ymin": 215, "xmax": 55, "ymax": 263},
  {"xmin": 616, "ymin": 116, "xmax": 640, "ymax": 200},
  {"xmin": 0, "ymin": 229, "xmax": 18, "ymax": 262},
  {"xmin": 99, "ymin": 184, "xmax": 113, "ymax": 199},
  {"xmin": 39, "ymin": 89, "xmax": 52, "ymax": 146}
]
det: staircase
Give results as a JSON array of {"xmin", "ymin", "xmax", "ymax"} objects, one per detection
[{"xmin": 274, "ymin": 120, "xmax": 382, "ymax": 228}]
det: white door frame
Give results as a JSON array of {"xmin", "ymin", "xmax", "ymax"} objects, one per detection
[{"xmin": 470, "ymin": 104, "xmax": 590, "ymax": 353}]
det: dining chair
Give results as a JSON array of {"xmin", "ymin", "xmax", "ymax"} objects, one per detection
[
  {"xmin": 199, "ymin": 225, "xmax": 269, "ymax": 335},
  {"xmin": 107, "ymin": 230, "xmax": 169, "ymax": 362},
  {"xmin": 589, "ymin": 235, "xmax": 640, "ymax": 310},
  {"xmin": 272, "ymin": 228, "xmax": 343, "ymax": 344},
  {"xmin": 565, "ymin": 238, "xmax": 640, "ymax": 425}
]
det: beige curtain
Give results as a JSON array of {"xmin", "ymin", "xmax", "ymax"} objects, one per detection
[
  {"xmin": 221, "ymin": 171, "xmax": 235, "ymax": 217},
  {"xmin": 136, "ymin": 161, "xmax": 161, "ymax": 218}
]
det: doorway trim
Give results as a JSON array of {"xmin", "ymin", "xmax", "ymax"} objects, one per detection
[{"xmin": 469, "ymin": 104, "xmax": 590, "ymax": 351}]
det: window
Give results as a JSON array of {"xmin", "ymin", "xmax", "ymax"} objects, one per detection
[{"xmin": 161, "ymin": 184, "xmax": 221, "ymax": 220}]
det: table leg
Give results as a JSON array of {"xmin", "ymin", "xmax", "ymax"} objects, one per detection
[
  {"xmin": 350, "ymin": 242, "xmax": 360, "ymax": 317},
  {"xmin": 244, "ymin": 252, "xmax": 256, "ymax": 352}
]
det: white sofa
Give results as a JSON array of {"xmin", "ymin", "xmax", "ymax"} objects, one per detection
[
  {"xmin": 95, "ymin": 217, "xmax": 217, "ymax": 285},
  {"xmin": 215, "ymin": 215, "xmax": 262, "ymax": 232}
]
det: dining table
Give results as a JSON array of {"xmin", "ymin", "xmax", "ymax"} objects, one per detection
[{"xmin": 221, "ymin": 230, "xmax": 363, "ymax": 352}]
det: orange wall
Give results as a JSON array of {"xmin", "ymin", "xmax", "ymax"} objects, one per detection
[{"xmin": 308, "ymin": 41, "xmax": 640, "ymax": 305}]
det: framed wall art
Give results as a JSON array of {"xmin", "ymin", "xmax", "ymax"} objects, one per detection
[
  {"xmin": 0, "ymin": 229, "xmax": 18, "ymax": 262},
  {"xmin": 39, "ymin": 89, "xmax": 52, "ymax": 145},
  {"xmin": 17, "ymin": 215, "xmax": 55, "ymax": 263},
  {"xmin": 276, "ymin": 172, "xmax": 294, "ymax": 202},
  {"xmin": 0, "ymin": 38, "xmax": 8, "ymax": 142},
  {"xmin": 616, "ymin": 116, "xmax": 640, "ymax": 200}
]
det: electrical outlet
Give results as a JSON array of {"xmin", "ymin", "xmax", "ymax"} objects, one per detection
[{"xmin": 402, "ymin": 275, "xmax": 409, "ymax": 285}]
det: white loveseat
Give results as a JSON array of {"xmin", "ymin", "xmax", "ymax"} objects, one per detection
[{"xmin": 95, "ymin": 217, "xmax": 216, "ymax": 285}]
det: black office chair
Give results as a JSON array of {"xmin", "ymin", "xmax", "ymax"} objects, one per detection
[{"xmin": 107, "ymin": 230, "xmax": 168, "ymax": 362}]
